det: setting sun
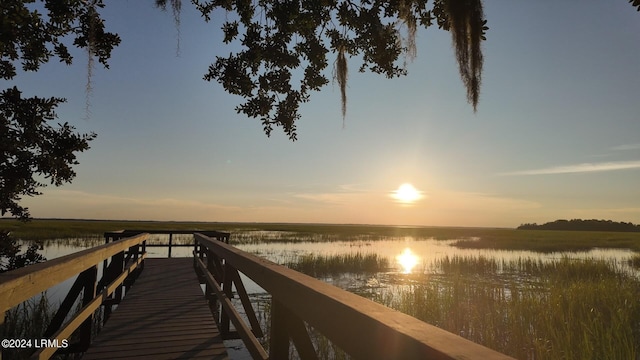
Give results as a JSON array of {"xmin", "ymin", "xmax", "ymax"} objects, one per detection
[{"xmin": 391, "ymin": 183, "xmax": 422, "ymax": 204}]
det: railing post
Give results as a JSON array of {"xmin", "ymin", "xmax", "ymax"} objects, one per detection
[
  {"xmin": 193, "ymin": 240, "xmax": 205, "ymax": 284},
  {"xmin": 270, "ymin": 299, "xmax": 291, "ymax": 360},
  {"xmin": 141, "ymin": 239, "xmax": 146, "ymax": 270},
  {"xmin": 268, "ymin": 298, "xmax": 318, "ymax": 360},
  {"xmin": 79, "ymin": 265, "xmax": 97, "ymax": 351},
  {"xmin": 104, "ymin": 250, "xmax": 125, "ymax": 321},
  {"xmin": 168, "ymin": 233, "xmax": 173, "ymax": 258},
  {"xmin": 205, "ymin": 249, "xmax": 220, "ymax": 322},
  {"xmin": 220, "ymin": 262, "xmax": 234, "ymax": 337}
]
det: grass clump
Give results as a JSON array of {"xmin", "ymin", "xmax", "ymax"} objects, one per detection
[
  {"xmin": 382, "ymin": 256, "xmax": 640, "ymax": 359},
  {"xmin": 286, "ymin": 252, "xmax": 389, "ymax": 277},
  {"xmin": 3, "ymin": 295, "xmax": 55, "ymax": 360},
  {"xmin": 629, "ymin": 253, "xmax": 640, "ymax": 269}
]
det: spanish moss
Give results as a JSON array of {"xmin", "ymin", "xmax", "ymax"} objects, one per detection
[
  {"xmin": 398, "ymin": 0, "xmax": 418, "ymax": 63},
  {"xmin": 444, "ymin": 0, "xmax": 485, "ymax": 111},
  {"xmin": 155, "ymin": 0, "xmax": 182, "ymax": 56},
  {"xmin": 334, "ymin": 46, "xmax": 348, "ymax": 122},
  {"xmin": 84, "ymin": 1, "xmax": 98, "ymax": 121}
]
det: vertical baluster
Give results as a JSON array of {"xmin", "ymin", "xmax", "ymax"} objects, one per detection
[
  {"xmin": 270, "ymin": 299, "xmax": 291, "ymax": 360},
  {"xmin": 205, "ymin": 249, "xmax": 219, "ymax": 322},
  {"xmin": 220, "ymin": 262, "xmax": 234, "ymax": 337},
  {"xmin": 78, "ymin": 265, "xmax": 97, "ymax": 351}
]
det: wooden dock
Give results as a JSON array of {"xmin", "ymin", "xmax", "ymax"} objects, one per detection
[{"xmin": 82, "ymin": 258, "xmax": 228, "ymax": 360}]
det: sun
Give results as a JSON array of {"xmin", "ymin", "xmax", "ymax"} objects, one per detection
[{"xmin": 391, "ymin": 183, "xmax": 422, "ymax": 204}]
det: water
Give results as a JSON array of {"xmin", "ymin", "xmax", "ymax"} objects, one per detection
[
  {"xmin": 236, "ymin": 236, "xmax": 637, "ymax": 283},
  {"xmin": 14, "ymin": 231, "xmax": 639, "ymax": 359}
]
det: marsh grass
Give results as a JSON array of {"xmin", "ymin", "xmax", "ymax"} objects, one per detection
[
  {"xmin": 451, "ymin": 229, "xmax": 640, "ymax": 252},
  {"xmin": 3, "ymin": 295, "xmax": 55, "ymax": 360},
  {"xmin": 286, "ymin": 252, "xmax": 390, "ymax": 277},
  {"xmin": 5, "ymin": 220, "xmax": 640, "ymax": 358},
  {"xmin": 283, "ymin": 253, "xmax": 640, "ymax": 358},
  {"xmin": 264, "ymin": 253, "xmax": 640, "ymax": 359},
  {"xmin": 4, "ymin": 219, "xmax": 640, "ymax": 252},
  {"xmin": 383, "ymin": 256, "xmax": 640, "ymax": 360},
  {"xmin": 4, "ymin": 300, "xmax": 106, "ymax": 360}
]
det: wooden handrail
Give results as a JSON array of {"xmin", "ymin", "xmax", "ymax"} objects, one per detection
[
  {"xmin": 1, "ymin": 233, "xmax": 149, "ymax": 360},
  {"xmin": 0, "ymin": 233, "xmax": 149, "ymax": 314},
  {"xmin": 32, "ymin": 254, "xmax": 146, "ymax": 360},
  {"xmin": 194, "ymin": 255, "xmax": 268, "ymax": 360},
  {"xmin": 105, "ymin": 229, "xmax": 230, "ymax": 237},
  {"xmin": 194, "ymin": 233, "xmax": 515, "ymax": 360},
  {"xmin": 104, "ymin": 230, "xmax": 228, "ymax": 258}
]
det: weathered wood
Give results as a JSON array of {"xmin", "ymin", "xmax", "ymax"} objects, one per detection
[
  {"xmin": 83, "ymin": 258, "xmax": 228, "ymax": 360},
  {"xmin": 195, "ymin": 233, "xmax": 515, "ymax": 360},
  {"xmin": 0, "ymin": 233, "xmax": 148, "ymax": 313}
]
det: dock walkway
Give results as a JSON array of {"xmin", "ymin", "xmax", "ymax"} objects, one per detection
[{"xmin": 82, "ymin": 258, "xmax": 228, "ymax": 360}]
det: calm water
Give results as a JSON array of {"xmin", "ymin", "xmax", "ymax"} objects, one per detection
[
  {"xmin": 22, "ymin": 232, "xmax": 638, "ymax": 308},
  {"xmin": 17, "ymin": 232, "xmax": 638, "ymax": 359}
]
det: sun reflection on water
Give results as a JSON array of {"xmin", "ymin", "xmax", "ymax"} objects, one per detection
[{"xmin": 396, "ymin": 248, "xmax": 419, "ymax": 274}]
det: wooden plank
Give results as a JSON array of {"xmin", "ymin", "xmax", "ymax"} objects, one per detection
[
  {"xmin": 83, "ymin": 258, "xmax": 228, "ymax": 360},
  {"xmin": 196, "ymin": 233, "xmax": 515, "ymax": 360}
]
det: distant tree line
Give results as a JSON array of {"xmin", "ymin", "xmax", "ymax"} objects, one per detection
[{"xmin": 517, "ymin": 219, "xmax": 640, "ymax": 232}]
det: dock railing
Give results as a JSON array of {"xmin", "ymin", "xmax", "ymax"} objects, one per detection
[
  {"xmin": 194, "ymin": 232, "xmax": 515, "ymax": 360},
  {"xmin": 104, "ymin": 229, "xmax": 227, "ymax": 258},
  {"xmin": 0, "ymin": 233, "xmax": 148, "ymax": 360}
]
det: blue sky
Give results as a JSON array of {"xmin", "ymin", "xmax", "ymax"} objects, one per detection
[{"xmin": 13, "ymin": 1, "xmax": 640, "ymax": 227}]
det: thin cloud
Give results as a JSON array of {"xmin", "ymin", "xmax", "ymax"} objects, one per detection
[
  {"xmin": 500, "ymin": 160, "xmax": 640, "ymax": 176},
  {"xmin": 611, "ymin": 143, "xmax": 640, "ymax": 151},
  {"xmin": 294, "ymin": 184, "xmax": 373, "ymax": 204}
]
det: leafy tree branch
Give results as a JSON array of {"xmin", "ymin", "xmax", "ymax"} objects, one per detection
[
  {"xmin": 1, "ymin": 0, "xmax": 118, "ymax": 220},
  {"xmin": 193, "ymin": 0, "xmax": 488, "ymax": 140}
]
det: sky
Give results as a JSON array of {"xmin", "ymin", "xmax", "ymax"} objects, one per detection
[{"xmin": 10, "ymin": 1, "xmax": 640, "ymax": 228}]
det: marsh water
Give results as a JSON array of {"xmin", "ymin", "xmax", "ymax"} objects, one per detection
[
  {"xmin": 24, "ymin": 231, "xmax": 639, "ymax": 312},
  {"xmin": 27, "ymin": 232, "xmax": 638, "ymax": 297},
  {"xmin": 17, "ymin": 231, "xmax": 640, "ymax": 359}
]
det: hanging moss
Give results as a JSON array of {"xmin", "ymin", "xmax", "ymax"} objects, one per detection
[
  {"xmin": 334, "ymin": 46, "xmax": 348, "ymax": 121},
  {"xmin": 444, "ymin": 0, "xmax": 486, "ymax": 111}
]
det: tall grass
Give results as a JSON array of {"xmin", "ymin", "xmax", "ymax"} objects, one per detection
[
  {"xmin": 286, "ymin": 252, "xmax": 389, "ymax": 277},
  {"xmin": 3, "ymin": 295, "xmax": 55, "ymax": 360},
  {"xmin": 382, "ymin": 256, "xmax": 640, "ymax": 359},
  {"xmin": 267, "ymin": 253, "xmax": 640, "ymax": 359},
  {"xmin": 3, "ymin": 290, "xmax": 106, "ymax": 360}
]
